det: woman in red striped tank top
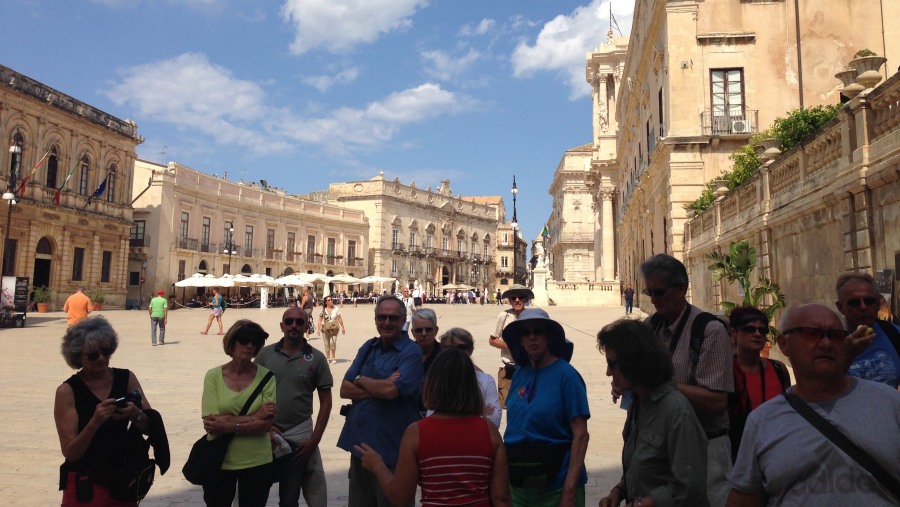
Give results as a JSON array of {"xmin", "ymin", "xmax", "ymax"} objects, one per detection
[{"xmin": 355, "ymin": 347, "xmax": 512, "ymax": 507}]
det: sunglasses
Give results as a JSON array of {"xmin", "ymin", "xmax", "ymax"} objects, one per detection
[
  {"xmin": 375, "ymin": 314, "xmax": 403, "ymax": 323},
  {"xmin": 739, "ymin": 325, "xmax": 769, "ymax": 335},
  {"xmin": 236, "ymin": 335, "xmax": 263, "ymax": 345},
  {"xmin": 642, "ymin": 287, "xmax": 669, "ymax": 298},
  {"xmin": 783, "ymin": 327, "xmax": 849, "ymax": 342},
  {"xmin": 519, "ymin": 325, "xmax": 546, "ymax": 337},
  {"xmin": 844, "ymin": 297, "xmax": 878, "ymax": 308},
  {"xmin": 282, "ymin": 317, "xmax": 307, "ymax": 326},
  {"xmin": 85, "ymin": 347, "xmax": 114, "ymax": 361},
  {"xmin": 412, "ymin": 327, "xmax": 435, "ymax": 334},
  {"xmin": 508, "ymin": 295, "xmax": 526, "ymax": 301}
]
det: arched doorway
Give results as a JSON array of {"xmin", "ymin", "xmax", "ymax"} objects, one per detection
[{"xmin": 33, "ymin": 237, "xmax": 54, "ymax": 288}]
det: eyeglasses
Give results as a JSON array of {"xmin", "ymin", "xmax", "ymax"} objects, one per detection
[
  {"xmin": 375, "ymin": 314, "xmax": 403, "ymax": 323},
  {"xmin": 412, "ymin": 327, "xmax": 435, "ymax": 334},
  {"xmin": 282, "ymin": 317, "xmax": 307, "ymax": 326},
  {"xmin": 85, "ymin": 347, "xmax": 114, "ymax": 361},
  {"xmin": 783, "ymin": 327, "xmax": 849, "ymax": 342},
  {"xmin": 739, "ymin": 325, "xmax": 769, "ymax": 335},
  {"xmin": 844, "ymin": 297, "xmax": 878, "ymax": 308},
  {"xmin": 642, "ymin": 287, "xmax": 669, "ymax": 298}
]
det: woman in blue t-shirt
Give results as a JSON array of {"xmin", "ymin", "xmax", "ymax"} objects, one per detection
[{"xmin": 502, "ymin": 309, "xmax": 590, "ymax": 507}]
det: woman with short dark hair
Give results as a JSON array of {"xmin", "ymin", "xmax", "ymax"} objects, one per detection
[
  {"xmin": 55, "ymin": 317, "xmax": 155, "ymax": 506},
  {"xmin": 200, "ymin": 319, "xmax": 277, "ymax": 507},
  {"xmin": 598, "ymin": 319, "xmax": 709, "ymax": 507},
  {"xmin": 355, "ymin": 347, "xmax": 512, "ymax": 507},
  {"xmin": 439, "ymin": 327, "xmax": 502, "ymax": 427}
]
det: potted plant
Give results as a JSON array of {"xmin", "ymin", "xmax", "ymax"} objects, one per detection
[
  {"xmin": 706, "ymin": 239, "xmax": 787, "ymax": 347},
  {"xmin": 33, "ymin": 285, "xmax": 52, "ymax": 313},
  {"xmin": 87, "ymin": 288, "xmax": 107, "ymax": 311}
]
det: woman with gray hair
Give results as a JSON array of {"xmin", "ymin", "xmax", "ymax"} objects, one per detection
[
  {"xmin": 439, "ymin": 327, "xmax": 502, "ymax": 427},
  {"xmin": 55, "ymin": 317, "xmax": 155, "ymax": 506}
]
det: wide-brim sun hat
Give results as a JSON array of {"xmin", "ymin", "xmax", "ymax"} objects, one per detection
[
  {"xmin": 502, "ymin": 308, "xmax": 574, "ymax": 364},
  {"xmin": 501, "ymin": 284, "xmax": 535, "ymax": 301}
]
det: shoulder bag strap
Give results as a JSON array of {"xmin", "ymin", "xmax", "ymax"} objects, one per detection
[
  {"xmin": 876, "ymin": 319, "xmax": 900, "ymax": 356},
  {"xmin": 782, "ymin": 392, "xmax": 900, "ymax": 500},
  {"xmin": 239, "ymin": 371, "xmax": 274, "ymax": 416}
]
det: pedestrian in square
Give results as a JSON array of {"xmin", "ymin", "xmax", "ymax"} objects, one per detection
[{"xmin": 148, "ymin": 290, "xmax": 168, "ymax": 346}]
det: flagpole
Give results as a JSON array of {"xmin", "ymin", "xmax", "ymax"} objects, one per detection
[{"xmin": 54, "ymin": 150, "xmax": 86, "ymax": 206}]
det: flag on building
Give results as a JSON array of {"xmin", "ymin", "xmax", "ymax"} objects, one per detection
[
  {"xmin": 16, "ymin": 149, "xmax": 51, "ymax": 195},
  {"xmin": 54, "ymin": 153, "xmax": 84, "ymax": 206},
  {"xmin": 541, "ymin": 225, "xmax": 551, "ymax": 241},
  {"xmin": 85, "ymin": 172, "xmax": 110, "ymax": 206}
]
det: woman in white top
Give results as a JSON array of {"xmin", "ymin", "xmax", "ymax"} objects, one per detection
[
  {"xmin": 317, "ymin": 296, "xmax": 345, "ymax": 363},
  {"xmin": 438, "ymin": 327, "xmax": 502, "ymax": 427}
]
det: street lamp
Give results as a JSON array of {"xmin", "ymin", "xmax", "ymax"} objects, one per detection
[
  {"xmin": 3, "ymin": 141, "xmax": 22, "ymax": 292},
  {"xmin": 510, "ymin": 175, "xmax": 518, "ymax": 285},
  {"xmin": 223, "ymin": 226, "xmax": 236, "ymax": 274}
]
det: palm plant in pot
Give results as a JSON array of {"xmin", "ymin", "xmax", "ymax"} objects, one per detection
[{"xmin": 33, "ymin": 285, "xmax": 52, "ymax": 313}]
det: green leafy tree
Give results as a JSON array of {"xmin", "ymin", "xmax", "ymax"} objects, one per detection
[{"xmin": 706, "ymin": 240, "xmax": 786, "ymax": 338}]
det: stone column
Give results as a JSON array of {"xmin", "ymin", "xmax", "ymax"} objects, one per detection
[
  {"xmin": 593, "ymin": 73, "xmax": 610, "ymax": 139},
  {"xmin": 600, "ymin": 187, "xmax": 615, "ymax": 281},
  {"xmin": 593, "ymin": 199, "xmax": 603, "ymax": 281}
]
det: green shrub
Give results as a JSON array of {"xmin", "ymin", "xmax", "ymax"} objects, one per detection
[
  {"xmin": 854, "ymin": 49, "xmax": 877, "ymax": 58},
  {"xmin": 772, "ymin": 104, "xmax": 841, "ymax": 152}
]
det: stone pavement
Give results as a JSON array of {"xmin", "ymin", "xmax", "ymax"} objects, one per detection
[{"xmin": 0, "ymin": 302, "xmax": 646, "ymax": 506}]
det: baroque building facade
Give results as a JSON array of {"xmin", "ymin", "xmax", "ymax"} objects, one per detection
[
  {"xmin": 544, "ymin": 144, "xmax": 598, "ymax": 282},
  {"xmin": 0, "ymin": 64, "xmax": 142, "ymax": 309},
  {"xmin": 609, "ymin": 0, "xmax": 899, "ymax": 301},
  {"xmin": 495, "ymin": 221, "xmax": 527, "ymax": 289},
  {"xmin": 130, "ymin": 160, "xmax": 368, "ymax": 307},
  {"xmin": 328, "ymin": 174, "xmax": 502, "ymax": 297}
]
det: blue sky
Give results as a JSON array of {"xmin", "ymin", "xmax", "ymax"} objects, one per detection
[{"xmin": 2, "ymin": 0, "xmax": 632, "ymax": 239}]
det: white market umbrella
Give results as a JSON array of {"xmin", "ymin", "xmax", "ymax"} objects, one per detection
[{"xmin": 175, "ymin": 273, "xmax": 221, "ymax": 288}]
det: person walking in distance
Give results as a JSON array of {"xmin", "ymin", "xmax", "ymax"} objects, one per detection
[
  {"xmin": 300, "ymin": 286, "xmax": 314, "ymax": 338},
  {"xmin": 488, "ymin": 284, "xmax": 533, "ymax": 415},
  {"xmin": 623, "ymin": 284, "xmax": 635, "ymax": 315},
  {"xmin": 256, "ymin": 307, "xmax": 333, "ymax": 507},
  {"xmin": 201, "ymin": 288, "xmax": 225, "ymax": 335},
  {"xmin": 148, "ymin": 290, "xmax": 168, "ymax": 346},
  {"xmin": 63, "ymin": 286, "xmax": 92, "ymax": 326}
]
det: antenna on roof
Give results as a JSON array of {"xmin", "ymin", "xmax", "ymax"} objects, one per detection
[
  {"xmin": 158, "ymin": 145, "xmax": 167, "ymax": 162},
  {"xmin": 610, "ymin": 1, "xmax": 623, "ymax": 38}
]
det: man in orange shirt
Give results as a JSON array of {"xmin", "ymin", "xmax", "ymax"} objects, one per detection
[{"xmin": 63, "ymin": 286, "xmax": 92, "ymax": 326}]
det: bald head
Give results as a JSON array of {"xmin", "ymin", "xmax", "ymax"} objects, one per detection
[{"xmin": 779, "ymin": 303, "xmax": 842, "ymax": 334}]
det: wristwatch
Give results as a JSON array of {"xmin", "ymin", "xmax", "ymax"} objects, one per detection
[{"xmin": 353, "ymin": 374, "xmax": 362, "ymax": 385}]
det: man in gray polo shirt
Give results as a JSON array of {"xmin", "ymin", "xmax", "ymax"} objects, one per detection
[{"xmin": 257, "ymin": 306, "xmax": 333, "ymax": 507}]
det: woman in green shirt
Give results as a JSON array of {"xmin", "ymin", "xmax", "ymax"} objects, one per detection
[
  {"xmin": 200, "ymin": 319, "xmax": 277, "ymax": 507},
  {"xmin": 597, "ymin": 320, "xmax": 709, "ymax": 507}
]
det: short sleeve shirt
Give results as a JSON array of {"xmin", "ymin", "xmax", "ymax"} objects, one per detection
[
  {"xmin": 148, "ymin": 296, "xmax": 167, "ymax": 318},
  {"xmin": 848, "ymin": 321, "xmax": 900, "ymax": 388},
  {"xmin": 256, "ymin": 339, "xmax": 333, "ymax": 430},
  {"xmin": 494, "ymin": 309, "xmax": 519, "ymax": 364}
]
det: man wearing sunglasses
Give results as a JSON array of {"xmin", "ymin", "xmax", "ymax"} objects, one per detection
[
  {"xmin": 256, "ymin": 307, "xmax": 333, "ymax": 507},
  {"xmin": 338, "ymin": 295, "xmax": 424, "ymax": 506},
  {"xmin": 728, "ymin": 304, "xmax": 900, "ymax": 506},
  {"xmin": 835, "ymin": 273, "xmax": 900, "ymax": 388},
  {"xmin": 641, "ymin": 253, "xmax": 733, "ymax": 507},
  {"xmin": 488, "ymin": 284, "xmax": 534, "ymax": 414}
]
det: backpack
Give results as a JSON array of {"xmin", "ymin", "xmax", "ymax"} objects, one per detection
[
  {"xmin": 649, "ymin": 309, "xmax": 726, "ymax": 370},
  {"xmin": 219, "ymin": 295, "xmax": 227, "ymax": 312}
]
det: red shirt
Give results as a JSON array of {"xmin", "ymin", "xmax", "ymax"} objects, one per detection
[
  {"xmin": 417, "ymin": 416, "xmax": 494, "ymax": 506},
  {"xmin": 742, "ymin": 360, "xmax": 784, "ymax": 409}
]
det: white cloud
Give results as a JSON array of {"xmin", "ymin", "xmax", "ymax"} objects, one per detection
[
  {"xmin": 302, "ymin": 67, "xmax": 361, "ymax": 93},
  {"xmin": 103, "ymin": 53, "xmax": 473, "ymax": 156},
  {"xmin": 421, "ymin": 48, "xmax": 481, "ymax": 82},
  {"xmin": 511, "ymin": 0, "xmax": 632, "ymax": 99},
  {"xmin": 459, "ymin": 18, "xmax": 495, "ymax": 37},
  {"xmin": 281, "ymin": 0, "xmax": 430, "ymax": 55}
]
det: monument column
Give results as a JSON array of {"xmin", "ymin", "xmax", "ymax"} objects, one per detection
[{"xmin": 600, "ymin": 187, "xmax": 616, "ymax": 281}]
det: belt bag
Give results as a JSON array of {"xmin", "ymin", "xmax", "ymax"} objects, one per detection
[{"xmin": 506, "ymin": 443, "xmax": 570, "ymax": 489}]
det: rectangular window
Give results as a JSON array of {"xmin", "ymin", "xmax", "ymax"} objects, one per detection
[
  {"xmin": 180, "ymin": 212, "xmax": 189, "ymax": 240},
  {"xmin": 129, "ymin": 271, "xmax": 140, "ymax": 286},
  {"xmin": 710, "ymin": 68, "xmax": 745, "ymax": 134},
  {"xmin": 266, "ymin": 229, "xmax": 275, "ymax": 251},
  {"xmin": 178, "ymin": 260, "xmax": 186, "ymax": 280},
  {"xmin": 244, "ymin": 225, "xmax": 254, "ymax": 252},
  {"xmin": 483, "ymin": 243, "xmax": 489, "ymax": 258},
  {"xmin": 392, "ymin": 229, "xmax": 400, "ymax": 249},
  {"xmin": 456, "ymin": 239, "xmax": 463, "ymax": 254},
  {"xmin": 425, "ymin": 235, "xmax": 433, "ymax": 249},
  {"xmin": 502, "ymin": 232, "xmax": 509, "ymax": 244},
  {"xmin": 100, "ymin": 251, "xmax": 112, "ymax": 283},
  {"xmin": 78, "ymin": 158, "xmax": 89, "ymax": 196},
  {"xmin": 442, "ymin": 237, "xmax": 449, "ymax": 251},
  {"xmin": 470, "ymin": 239, "xmax": 477, "ymax": 255},
  {"xmin": 201, "ymin": 217, "xmax": 211, "ymax": 250},
  {"xmin": 72, "ymin": 247, "xmax": 85, "ymax": 281},
  {"xmin": 287, "ymin": 232, "xmax": 296, "ymax": 254},
  {"xmin": 409, "ymin": 231, "xmax": 417, "ymax": 247},
  {"xmin": 106, "ymin": 173, "xmax": 116, "ymax": 203},
  {"xmin": 391, "ymin": 259, "xmax": 398, "ymax": 275},
  {"xmin": 224, "ymin": 221, "xmax": 234, "ymax": 252},
  {"xmin": 2, "ymin": 238, "xmax": 16, "ymax": 276},
  {"xmin": 327, "ymin": 238, "xmax": 336, "ymax": 256},
  {"xmin": 409, "ymin": 260, "xmax": 416, "ymax": 275},
  {"xmin": 347, "ymin": 240, "xmax": 356, "ymax": 259},
  {"xmin": 307, "ymin": 235, "xmax": 316, "ymax": 256},
  {"xmin": 501, "ymin": 256, "xmax": 509, "ymax": 268}
]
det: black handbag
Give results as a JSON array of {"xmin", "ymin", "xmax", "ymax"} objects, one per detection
[
  {"xmin": 505, "ymin": 442, "xmax": 570, "ymax": 489},
  {"xmin": 182, "ymin": 371, "xmax": 274, "ymax": 485}
]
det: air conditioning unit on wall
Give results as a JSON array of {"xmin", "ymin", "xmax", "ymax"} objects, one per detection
[{"xmin": 731, "ymin": 119, "xmax": 752, "ymax": 134}]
